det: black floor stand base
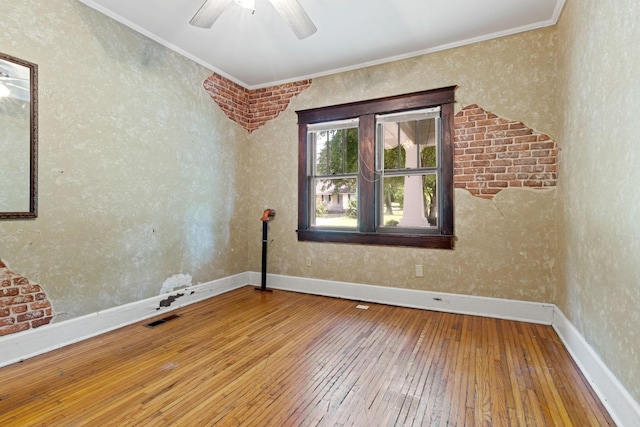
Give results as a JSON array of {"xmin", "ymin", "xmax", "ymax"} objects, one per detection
[{"xmin": 254, "ymin": 287, "xmax": 273, "ymax": 293}]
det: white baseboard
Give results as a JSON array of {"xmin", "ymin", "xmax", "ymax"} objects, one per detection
[
  {"xmin": 250, "ymin": 271, "xmax": 555, "ymax": 324},
  {"xmin": 0, "ymin": 272, "xmax": 250, "ymax": 369},
  {"xmin": 553, "ymin": 307, "xmax": 640, "ymax": 427}
]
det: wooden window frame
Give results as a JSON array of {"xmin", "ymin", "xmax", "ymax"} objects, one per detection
[{"xmin": 296, "ymin": 86, "xmax": 456, "ymax": 249}]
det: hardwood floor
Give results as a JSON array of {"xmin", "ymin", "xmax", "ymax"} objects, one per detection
[{"xmin": 0, "ymin": 286, "xmax": 614, "ymax": 426}]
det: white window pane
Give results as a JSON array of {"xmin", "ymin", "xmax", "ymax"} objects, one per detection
[
  {"xmin": 311, "ymin": 126, "xmax": 359, "ymax": 176},
  {"xmin": 313, "ymin": 178, "xmax": 358, "ymax": 228},
  {"xmin": 381, "ymin": 116, "xmax": 439, "ymax": 170},
  {"xmin": 381, "ymin": 174, "xmax": 437, "ymax": 228}
]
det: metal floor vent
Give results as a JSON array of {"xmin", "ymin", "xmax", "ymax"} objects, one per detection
[{"xmin": 145, "ymin": 314, "xmax": 181, "ymax": 328}]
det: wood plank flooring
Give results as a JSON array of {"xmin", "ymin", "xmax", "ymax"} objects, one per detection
[{"xmin": 0, "ymin": 286, "xmax": 614, "ymax": 426}]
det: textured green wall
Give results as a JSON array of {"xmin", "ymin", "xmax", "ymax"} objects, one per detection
[
  {"xmin": 244, "ymin": 27, "xmax": 560, "ymax": 303},
  {"xmin": 0, "ymin": 0, "xmax": 250, "ymax": 320},
  {"xmin": 556, "ymin": 0, "xmax": 640, "ymax": 403}
]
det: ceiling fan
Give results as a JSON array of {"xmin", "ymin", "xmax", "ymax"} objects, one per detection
[{"xmin": 189, "ymin": 0, "xmax": 317, "ymax": 39}]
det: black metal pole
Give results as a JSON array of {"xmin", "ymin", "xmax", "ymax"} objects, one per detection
[
  {"xmin": 260, "ymin": 220, "xmax": 268, "ymax": 290},
  {"xmin": 256, "ymin": 217, "xmax": 273, "ymax": 293}
]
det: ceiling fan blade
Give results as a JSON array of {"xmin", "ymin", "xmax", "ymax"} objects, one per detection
[
  {"xmin": 268, "ymin": 0, "xmax": 317, "ymax": 39},
  {"xmin": 189, "ymin": 0, "xmax": 233, "ymax": 28}
]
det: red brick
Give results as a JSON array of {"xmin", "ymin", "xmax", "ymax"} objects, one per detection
[
  {"xmin": 466, "ymin": 182, "xmax": 487, "ymax": 188},
  {"xmin": 513, "ymin": 158, "xmax": 537, "ymax": 166},
  {"xmin": 531, "ymin": 150, "xmax": 550, "ymax": 157},
  {"xmin": 481, "ymin": 188, "xmax": 503, "ymax": 194},
  {"xmin": 0, "ymin": 323, "xmax": 29, "ymax": 336},
  {"xmin": 11, "ymin": 305, "xmax": 28, "ymax": 314},
  {"xmin": 456, "ymin": 121, "xmax": 474, "ymax": 129},
  {"xmin": 30, "ymin": 301, "xmax": 51, "ymax": 310},
  {"xmin": 492, "ymin": 159, "xmax": 513, "ymax": 167},
  {"xmin": 31, "ymin": 317, "xmax": 53, "ymax": 328},
  {"xmin": 464, "ymin": 148, "xmax": 485, "ymax": 155},
  {"xmin": 2, "ymin": 295, "xmax": 34, "ymax": 306},
  {"xmin": 514, "ymin": 135, "xmax": 538, "ymax": 144},
  {"xmin": 531, "ymin": 173, "xmax": 553, "ymax": 181},
  {"xmin": 506, "ymin": 129, "xmax": 532, "ymax": 137},
  {"xmin": 1, "ymin": 288, "xmax": 19, "ymax": 297},
  {"xmin": 485, "ymin": 146, "xmax": 507, "ymax": 154},
  {"xmin": 471, "ymin": 161, "xmax": 491, "ymax": 168},
  {"xmin": 537, "ymin": 157, "xmax": 556, "ymax": 165},
  {"xmin": 470, "ymin": 140, "xmax": 492, "ymax": 148},
  {"xmin": 0, "ymin": 308, "xmax": 9, "ymax": 317},
  {"xmin": 531, "ymin": 142, "xmax": 555, "ymax": 150},
  {"xmin": 475, "ymin": 174, "xmax": 495, "ymax": 181},
  {"xmin": 0, "ymin": 317, "xmax": 15, "ymax": 327},
  {"xmin": 487, "ymin": 124, "xmax": 510, "ymax": 132},
  {"xmin": 13, "ymin": 277, "xmax": 29, "ymax": 286},
  {"xmin": 454, "ymin": 104, "xmax": 558, "ymax": 198},
  {"xmin": 467, "ymin": 114, "xmax": 489, "ymax": 122},
  {"xmin": 463, "ymin": 167, "xmax": 485, "ymax": 175},
  {"xmin": 519, "ymin": 165, "xmax": 546, "ymax": 173},
  {"xmin": 486, "ymin": 167, "xmax": 507, "ymax": 174},
  {"xmin": 497, "ymin": 152, "xmax": 520, "ymax": 159},
  {"xmin": 456, "ymin": 155, "xmax": 475, "ymax": 162},
  {"xmin": 21, "ymin": 284, "xmax": 41, "ymax": 294},
  {"xmin": 508, "ymin": 144, "xmax": 530, "ymax": 152},
  {"xmin": 17, "ymin": 310, "xmax": 44, "ymax": 322}
]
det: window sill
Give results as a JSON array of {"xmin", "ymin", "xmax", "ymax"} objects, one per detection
[{"xmin": 297, "ymin": 229, "xmax": 455, "ymax": 249}]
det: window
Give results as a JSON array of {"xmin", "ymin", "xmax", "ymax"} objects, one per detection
[{"xmin": 296, "ymin": 86, "xmax": 456, "ymax": 249}]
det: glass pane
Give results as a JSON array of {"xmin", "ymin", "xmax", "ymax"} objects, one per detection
[
  {"xmin": 419, "ymin": 144, "xmax": 437, "ymax": 168},
  {"xmin": 380, "ymin": 174, "xmax": 437, "ymax": 228},
  {"xmin": 313, "ymin": 127, "xmax": 358, "ymax": 176},
  {"xmin": 313, "ymin": 177, "xmax": 358, "ymax": 228},
  {"xmin": 381, "ymin": 116, "xmax": 438, "ymax": 170}
]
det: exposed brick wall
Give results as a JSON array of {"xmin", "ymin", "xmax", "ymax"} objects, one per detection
[
  {"xmin": 454, "ymin": 104, "xmax": 558, "ymax": 199},
  {"xmin": 204, "ymin": 74, "xmax": 312, "ymax": 133},
  {"xmin": 0, "ymin": 259, "xmax": 54, "ymax": 337}
]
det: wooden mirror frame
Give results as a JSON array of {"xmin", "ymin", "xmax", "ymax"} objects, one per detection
[{"xmin": 0, "ymin": 52, "xmax": 38, "ymax": 219}]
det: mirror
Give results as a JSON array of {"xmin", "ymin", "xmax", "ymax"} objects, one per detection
[{"xmin": 0, "ymin": 52, "xmax": 37, "ymax": 219}]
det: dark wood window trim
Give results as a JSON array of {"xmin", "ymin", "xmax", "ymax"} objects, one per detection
[{"xmin": 297, "ymin": 86, "xmax": 456, "ymax": 249}]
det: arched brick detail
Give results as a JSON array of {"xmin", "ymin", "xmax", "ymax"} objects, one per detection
[
  {"xmin": 204, "ymin": 74, "xmax": 312, "ymax": 133},
  {"xmin": 454, "ymin": 104, "xmax": 558, "ymax": 199},
  {"xmin": 0, "ymin": 259, "xmax": 54, "ymax": 336}
]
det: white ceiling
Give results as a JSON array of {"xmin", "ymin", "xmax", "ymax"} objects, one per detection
[{"xmin": 78, "ymin": 0, "xmax": 565, "ymax": 89}]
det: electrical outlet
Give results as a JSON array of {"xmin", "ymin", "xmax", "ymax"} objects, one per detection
[
  {"xmin": 415, "ymin": 264, "xmax": 424, "ymax": 277},
  {"xmin": 306, "ymin": 257, "xmax": 312, "ymax": 267}
]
